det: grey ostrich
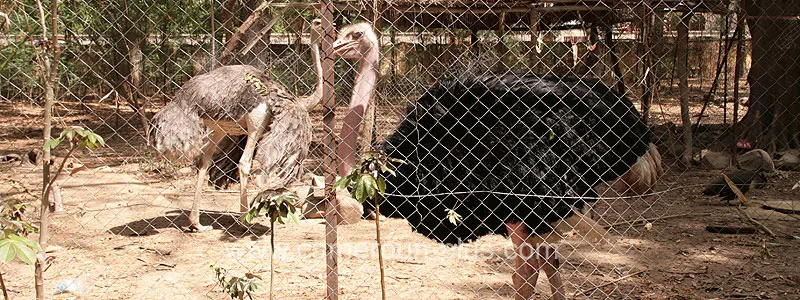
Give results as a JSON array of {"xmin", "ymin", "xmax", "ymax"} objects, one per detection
[{"xmin": 152, "ymin": 19, "xmax": 324, "ymax": 231}]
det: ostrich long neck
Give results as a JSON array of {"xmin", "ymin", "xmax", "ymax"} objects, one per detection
[
  {"xmin": 298, "ymin": 41, "xmax": 323, "ymax": 110},
  {"xmin": 338, "ymin": 47, "xmax": 379, "ymax": 176}
]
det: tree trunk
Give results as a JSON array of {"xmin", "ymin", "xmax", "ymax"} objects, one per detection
[
  {"xmin": 678, "ymin": 11, "xmax": 693, "ymax": 164},
  {"xmin": 126, "ymin": 40, "xmax": 150, "ymax": 143},
  {"xmin": 736, "ymin": 0, "xmax": 800, "ymax": 150}
]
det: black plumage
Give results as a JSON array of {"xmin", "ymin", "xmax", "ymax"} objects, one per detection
[
  {"xmin": 702, "ymin": 169, "xmax": 768, "ymax": 201},
  {"xmin": 368, "ymin": 74, "xmax": 652, "ymax": 245}
]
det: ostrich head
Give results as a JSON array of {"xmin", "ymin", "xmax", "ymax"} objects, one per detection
[
  {"xmin": 333, "ymin": 22, "xmax": 380, "ymax": 176},
  {"xmin": 333, "ymin": 22, "xmax": 379, "ymax": 61},
  {"xmin": 309, "ymin": 18, "xmax": 323, "ymax": 45},
  {"xmin": 298, "ymin": 18, "xmax": 325, "ymax": 110}
]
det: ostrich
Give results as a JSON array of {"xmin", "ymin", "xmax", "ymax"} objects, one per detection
[
  {"xmin": 332, "ymin": 22, "xmax": 380, "ymax": 176},
  {"xmin": 336, "ymin": 23, "xmax": 659, "ymax": 299},
  {"xmin": 151, "ymin": 19, "xmax": 324, "ymax": 231}
]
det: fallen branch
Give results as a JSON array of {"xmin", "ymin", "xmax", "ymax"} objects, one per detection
[
  {"xmin": 603, "ymin": 213, "xmax": 711, "ymax": 229},
  {"xmin": 736, "ymin": 206, "xmax": 776, "ymax": 237},
  {"xmin": 574, "ymin": 269, "xmax": 647, "ymax": 297}
]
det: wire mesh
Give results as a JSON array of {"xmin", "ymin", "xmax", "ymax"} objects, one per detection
[{"xmin": 1, "ymin": 0, "xmax": 799, "ymax": 299}]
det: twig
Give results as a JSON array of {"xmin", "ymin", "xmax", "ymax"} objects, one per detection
[
  {"xmin": 663, "ymin": 266, "xmax": 708, "ymax": 275},
  {"xmin": 375, "ymin": 196, "xmax": 387, "ymax": 300},
  {"xmin": 0, "ymin": 271, "xmax": 9, "ymax": 300},
  {"xmin": 736, "ymin": 206, "xmax": 776, "ymax": 237},
  {"xmin": 604, "ymin": 213, "xmax": 711, "ymax": 229},
  {"xmin": 3, "ymin": 178, "xmax": 38, "ymax": 200},
  {"xmin": 574, "ymin": 269, "xmax": 647, "ymax": 297}
]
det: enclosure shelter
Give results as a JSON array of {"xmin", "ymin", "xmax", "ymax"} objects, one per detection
[{"xmin": 1, "ymin": 0, "xmax": 799, "ymax": 299}]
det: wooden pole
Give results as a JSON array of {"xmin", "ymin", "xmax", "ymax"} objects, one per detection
[
  {"xmin": 732, "ymin": 1, "xmax": 745, "ymax": 166},
  {"xmin": 678, "ymin": 11, "xmax": 693, "ymax": 165},
  {"xmin": 639, "ymin": 2, "xmax": 654, "ymax": 124},
  {"xmin": 605, "ymin": 25, "xmax": 626, "ymax": 94},
  {"xmin": 210, "ymin": 0, "xmax": 216, "ymax": 66},
  {"xmin": 528, "ymin": 10, "xmax": 541, "ymax": 72},
  {"xmin": 320, "ymin": 0, "xmax": 339, "ymax": 298},
  {"xmin": 584, "ymin": 26, "xmax": 600, "ymax": 77}
]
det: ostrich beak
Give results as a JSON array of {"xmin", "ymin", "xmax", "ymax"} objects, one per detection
[{"xmin": 332, "ymin": 39, "xmax": 358, "ymax": 57}]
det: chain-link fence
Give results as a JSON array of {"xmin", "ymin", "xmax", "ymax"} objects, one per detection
[{"xmin": 1, "ymin": 0, "xmax": 799, "ymax": 299}]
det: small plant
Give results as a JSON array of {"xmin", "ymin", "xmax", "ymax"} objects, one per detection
[
  {"xmin": 334, "ymin": 150, "xmax": 405, "ymax": 300},
  {"xmin": 1, "ymin": 198, "xmax": 41, "ymax": 299},
  {"xmin": 42, "ymin": 126, "xmax": 105, "ymax": 211},
  {"xmin": 35, "ymin": 126, "xmax": 104, "ymax": 299},
  {"xmin": 212, "ymin": 265, "xmax": 264, "ymax": 300},
  {"xmin": 242, "ymin": 188, "xmax": 300, "ymax": 300}
]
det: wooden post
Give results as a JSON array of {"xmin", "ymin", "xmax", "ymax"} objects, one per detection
[
  {"xmin": 470, "ymin": 29, "xmax": 479, "ymax": 56},
  {"xmin": 639, "ymin": 2, "xmax": 654, "ymax": 124},
  {"xmin": 732, "ymin": 2, "xmax": 745, "ymax": 165},
  {"xmin": 678, "ymin": 11, "xmax": 693, "ymax": 165},
  {"xmin": 528, "ymin": 10, "xmax": 541, "ymax": 72},
  {"xmin": 604, "ymin": 25, "xmax": 627, "ymax": 94},
  {"xmin": 493, "ymin": 12, "xmax": 508, "ymax": 73},
  {"xmin": 320, "ymin": 0, "xmax": 339, "ymax": 298},
  {"xmin": 584, "ymin": 26, "xmax": 600, "ymax": 77}
]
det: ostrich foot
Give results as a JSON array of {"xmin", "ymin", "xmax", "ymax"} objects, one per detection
[{"xmin": 186, "ymin": 223, "xmax": 213, "ymax": 232}]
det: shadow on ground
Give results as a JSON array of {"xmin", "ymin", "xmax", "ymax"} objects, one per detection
[{"xmin": 107, "ymin": 209, "xmax": 271, "ymax": 240}]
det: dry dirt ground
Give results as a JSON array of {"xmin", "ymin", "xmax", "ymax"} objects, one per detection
[{"xmin": 1, "ymin": 98, "xmax": 799, "ymax": 299}]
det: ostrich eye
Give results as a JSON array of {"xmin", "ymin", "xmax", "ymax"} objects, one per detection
[{"xmin": 352, "ymin": 32, "xmax": 363, "ymax": 39}]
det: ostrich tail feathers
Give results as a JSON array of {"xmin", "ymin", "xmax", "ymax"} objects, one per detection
[
  {"xmin": 152, "ymin": 103, "xmax": 205, "ymax": 162},
  {"xmin": 609, "ymin": 143, "xmax": 663, "ymax": 197}
]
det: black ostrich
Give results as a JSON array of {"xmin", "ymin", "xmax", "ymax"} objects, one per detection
[{"xmin": 362, "ymin": 72, "xmax": 655, "ymax": 298}]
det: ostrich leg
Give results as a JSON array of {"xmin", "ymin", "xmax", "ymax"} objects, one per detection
[
  {"xmin": 238, "ymin": 104, "xmax": 271, "ymax": 212},
  {"xmin": 507, "ymin": 222, "xmax": 539, "ymax": 299},
  {"xmin": 190, "ymin": 130, "xmax": 226, "ymax": 231},
  {"xmin": 537, "ymin": 243, "xmax": 566, "ymax": 300}
]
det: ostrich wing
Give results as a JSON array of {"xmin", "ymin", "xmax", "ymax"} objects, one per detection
[{"xmin": 254, "ymin": 104, "xmax": 313, "ymax": 189}]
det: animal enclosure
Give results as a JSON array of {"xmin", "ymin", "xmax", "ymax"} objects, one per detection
[{"xmin": 1, "ymin": 0, "xmax": 800, "ymax": 299}]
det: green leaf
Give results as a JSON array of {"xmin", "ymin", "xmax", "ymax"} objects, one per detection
[
  {"xmin": 43, "ymin": 139, "xmax": 61, "ymax": 150},
  {"xmin": 16, "ymin": 235, "xmax": 41, "ymax": 251},
  {"xmin": 376, "ymin": 177, "xmax": 386, "ymax": 196},
  {"xmin": 354, "ymin": 178, "xmax": 366, "ymax": 202},
  {"xmin": 287, "ymin": 211, "xmax": 300, "ymax": 225},
  {"xmin": 0, "ymin": 234, "xmax": 39, "ymax": 265},
  {"xmin": 65, "ymin": 129, "xmax": 75, "ymax": 141},
  {"xmin": 363, "ymin": 176, "xmax": 377, "ymax": 199},
  {"xmin": 334, "ymin": 176, "xmax": 351, "ymax": 189},
  {"xmin": 242, "ymin": 211, "xmax": 255, "ymax": 223},
  {"xmin": 10, "ymin": 238, "xmax": 37, "ymax": 265},
  {"xmin": 548, "ymin": 128, "xmax": 555, "ymax": 140},
  {"xmin": 0, "ymin": 239, "xmax": 16, "ymax": 263}
]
